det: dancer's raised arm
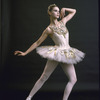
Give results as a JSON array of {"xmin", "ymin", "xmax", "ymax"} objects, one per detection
[
  {"xmin": 60, "ymin": 8, "xmax": 76, "ymax": 25},
  {"xmin": 14, "ymin": 27, "xmax": 52, "ymax": 56}
]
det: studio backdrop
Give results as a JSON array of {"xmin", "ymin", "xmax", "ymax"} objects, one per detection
[{"xmin": 1, "ymin": 0, "xmax": 99, "ymax": 92}]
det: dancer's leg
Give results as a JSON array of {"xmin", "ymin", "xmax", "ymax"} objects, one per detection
[
  {"xmin": 60, "ymin": 63, "xmax": 77, "ymax": 100},
  {"xmin": 26, "ymin": 60, "xmax": 58, "ymax": 100}
]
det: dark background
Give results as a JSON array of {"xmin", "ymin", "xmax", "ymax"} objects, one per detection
[{"xmin": 0, "ymin": 0, "xmax": 99, "ymax": 100}]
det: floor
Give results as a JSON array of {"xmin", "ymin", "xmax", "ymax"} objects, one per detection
[{"xmin": 0, "ymin": 89, "xmax": 99, "ymax": 100}]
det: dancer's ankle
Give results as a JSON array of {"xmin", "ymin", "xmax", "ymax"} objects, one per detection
[{"xmin": 26, "ymin": 95, "xmax": 32, "ymax": 100}]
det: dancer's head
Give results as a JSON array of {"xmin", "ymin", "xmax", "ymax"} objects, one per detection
[{"xmin": 47, "ymin": 4, "xmax": 60, "ymax": 19}]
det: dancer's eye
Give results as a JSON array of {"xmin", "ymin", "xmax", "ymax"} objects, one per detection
[
  {"xmin": 53, "ymin": 10, "xmax": 60, "ymax": 14},
  {"xmin": 53, "ymin": 10, "xmax": 59, "ymax": 12}
]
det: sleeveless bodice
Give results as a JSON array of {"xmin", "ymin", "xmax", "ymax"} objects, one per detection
[{"xmin": 49, "ymin": 21, "xmax": 70, "ymax": 49}]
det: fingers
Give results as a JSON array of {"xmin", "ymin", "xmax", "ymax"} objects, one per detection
[
  {"xmin": 17, "ymin": 53, "xmax": 23, "ymax": 56},
  {"xmin": 60, "ymin": 12, "xmax": 65, "ymax": 19},
  {"xmin": 14, "ymin": 51, "xmax": 23, "ymax": 56},
  {"xmin": 62, "ymin": 12, "xmax": 65, "ymax": 17},
  {"xmin": 14, "ymin": 51, "xmax": 19, "ymax": 55},
  {"xmin": 60, "ymin": 9, "xmax": 65, "ymax": 19},
  {"xmin": 14, "ymin": 50, "xmax": 26, "ymax": 56}
]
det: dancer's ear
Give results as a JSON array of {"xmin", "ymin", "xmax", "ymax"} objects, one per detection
[{"xmin": 48, "ymin": 10, "xmax": 51, "ymax": 16}]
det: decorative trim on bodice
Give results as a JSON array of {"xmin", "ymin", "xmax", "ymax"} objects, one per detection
[{"xmin": 49, "ymin": 21, "xmax": 68, "ymax": 38}]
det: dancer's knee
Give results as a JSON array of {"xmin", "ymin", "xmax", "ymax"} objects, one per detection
[
  {"xmin": 39, "ymin": 73, "xmax": 49, "ymax": 82},
  {"xmin": 69, "ymin": 77, "xmax": 77, "ymax": 85}
]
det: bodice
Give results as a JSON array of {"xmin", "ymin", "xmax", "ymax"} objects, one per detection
[{"xmin": 49, "ymin": 21, "xmax": 70, "ymax": 48}]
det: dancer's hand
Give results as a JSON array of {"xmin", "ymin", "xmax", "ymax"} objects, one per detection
[
  {"xmin": 60, "ymin": 8, "xmax": 65, "ymax": 19},
  {"xmin": 14, "ymin": 50, "xmax": 26, "ymax": 56}
]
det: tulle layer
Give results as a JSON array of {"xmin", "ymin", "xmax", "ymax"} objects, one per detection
[{"xmin": 36, "ymin": 46, "xmax": 85, "ymax": 64}]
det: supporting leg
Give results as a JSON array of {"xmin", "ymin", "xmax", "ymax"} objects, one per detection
[
  {"xmin": 26, "ymin": 60, "xmax": 58, "ymax": 100},
  {"xmin": 60, "ymin": 63, "xmax": 77, "ymax": 100}
]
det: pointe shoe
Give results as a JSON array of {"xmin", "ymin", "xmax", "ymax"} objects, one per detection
[{"xmin": 26, "ymin": 96, "xmax": 32, "ymax": 100}]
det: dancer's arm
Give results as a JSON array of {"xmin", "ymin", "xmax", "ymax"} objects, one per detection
[
  {"xmin": 14, "ymin": 27, "xmax": 51, "ymax": 56},
  {"xmin": 60, "ymin": 8, "xmax": 76, "ymax": 25}
]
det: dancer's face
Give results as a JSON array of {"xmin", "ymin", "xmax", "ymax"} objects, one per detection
[{"xmin": 50, "ymin": 7, "xmax": 60, "ymax": 19}]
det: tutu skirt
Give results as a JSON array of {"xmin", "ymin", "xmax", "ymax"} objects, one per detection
[{"xmin": 36, "ymin": 46, "xmax": 85, "ymax": 64}]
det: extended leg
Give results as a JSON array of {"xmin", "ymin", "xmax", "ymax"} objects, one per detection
[
  {"xmin": 26, "ymin": 60, "xmax": 58, "ymax": 100},
  {"xmin": 60, "ymin": 63, "xmax": 77, "ymax": 100}
]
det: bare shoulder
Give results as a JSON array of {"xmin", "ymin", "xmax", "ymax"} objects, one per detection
[{"xmin": 44, "ymin": 26, "xmax": 53, "ymax": 35}]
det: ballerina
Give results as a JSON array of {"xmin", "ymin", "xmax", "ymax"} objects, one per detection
[{"xmin": 14, "ymin": 4, "xmax": 85, "ymax": 100}]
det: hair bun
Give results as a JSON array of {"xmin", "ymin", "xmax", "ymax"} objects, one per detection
[{"xmin": 48, "ymin": 4, "xmax": 57, "ymax": 11}]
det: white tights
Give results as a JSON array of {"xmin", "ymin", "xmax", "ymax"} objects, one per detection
[{"xmin": 26, "ymin": 60, "xmax": 77, "ymax": 100}]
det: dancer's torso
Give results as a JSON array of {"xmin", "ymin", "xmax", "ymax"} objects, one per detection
[{"xmin": 49, "ymin": 21, "xmax": 70, "ymax": 49}]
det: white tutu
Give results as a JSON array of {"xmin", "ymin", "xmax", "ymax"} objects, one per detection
[
  {"xmin": 36, "ymin": 46, "xmax": 85, "ymax": 64},
  {"xmin": 36, "ymin": 21, "xmax": 85, "ymax": 64}
]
